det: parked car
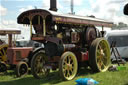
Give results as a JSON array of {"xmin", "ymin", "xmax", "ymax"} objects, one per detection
[{"xmin": 105, "ymin": 30, "xmax": 128, "ymax": 60}]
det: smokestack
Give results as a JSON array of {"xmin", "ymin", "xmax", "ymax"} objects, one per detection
[{"xmin": 49, "ymin": 0, "xmax": 58, "ymax": 11}]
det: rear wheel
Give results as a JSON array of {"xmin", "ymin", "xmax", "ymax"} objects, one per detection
[
  {"xmin": 89, "ymin": 38, "xmax": 111, "ymax": 72},
  {"xmin": 31, "ymin": 50, "xmax": 49, "ymax": 79},
  {"xmin": 59, "ymin": 52, "xmax": 78, "ymax": 80},
  {"xmin": 16, "ymin": 61, "xmax": 28, "ymax": 77}
]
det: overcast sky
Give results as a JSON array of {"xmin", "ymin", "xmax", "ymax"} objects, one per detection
[{"xmin": 0, "ymin": 0, "xmax": 128, "ymax": 40}]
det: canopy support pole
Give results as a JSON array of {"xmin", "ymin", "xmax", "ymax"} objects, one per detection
[
  {"xmin": 43, "ymin": 18, "xmax": 46, "ymax": 36},
  {"xmin": 30, "ymin": 20, "xmax": 32, "ymax": 38}
]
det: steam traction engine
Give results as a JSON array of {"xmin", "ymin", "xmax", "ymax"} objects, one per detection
[{"xmin": 17, "ymin": 8, "xmax": 113, "ymax": 80}]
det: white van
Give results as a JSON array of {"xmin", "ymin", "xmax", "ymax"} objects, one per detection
[{"xmin": 105, "ymin": 30, "xmax": 128, "ymax": 60}]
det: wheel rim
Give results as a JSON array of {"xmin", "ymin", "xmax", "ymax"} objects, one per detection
[
  {"xmin": 60, "ymin": 52, "xmax": 78, "ymax": 80},
  {"xmin": 19, "ymin": 64, "xmax": 28, "ymax": 76},
  {"xmin": 33, "ymin": 53, "xmax": 48, "ymax": 78},
  {"xmin": 96, "ymin": 40, "xmax": 110, "ymax": 72}
]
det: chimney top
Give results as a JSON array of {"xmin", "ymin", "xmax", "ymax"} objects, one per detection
[{"xmin": 49, "ymin": 0, "xmax": 58, "ymax": 11}]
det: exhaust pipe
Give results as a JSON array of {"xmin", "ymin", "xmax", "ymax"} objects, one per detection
[{"xmin": 49, "ymin": 0, "xmax": 57, "ymax": 11}]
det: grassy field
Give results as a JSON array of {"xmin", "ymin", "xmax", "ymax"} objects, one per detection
[{"xmin": 0, "ymin": 63, "xmax": 128, "ymax": 85}]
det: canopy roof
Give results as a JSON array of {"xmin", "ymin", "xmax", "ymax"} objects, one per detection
[
  {"xmin": 0, "ymin": 29, "xmax": 21, "ymax": 35},
  {"xmin": 17, "ymin": 9, "xmax": 113, "ymax": 27}
]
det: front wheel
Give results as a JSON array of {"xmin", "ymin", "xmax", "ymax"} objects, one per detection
[
  {"xmin": 89, "ymin": 38, "xmax": 111, "ymax": 72},
  {"xmin": 59, "ymin": 51, "xmax": 78, "ymax": 80},
  {"xmin": 31, "ymin": 50, "xmax": 49, "ymax": 79},
  {"xmin": 16, "ymin": 61, "xmax": 28, "ymax": 77}
]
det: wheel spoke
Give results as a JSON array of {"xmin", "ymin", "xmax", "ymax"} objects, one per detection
[
  {"xmin": 68, "ymin": 56, "xmax": 72, "ymax": 64},
  {"xmin": 67, "ymin": 70, "xmax": 71, "ymax": 77},
  {"xmin": 101, "ymin": 61, "xmax": 106, "ymax": 69},
  {"xmin": 2, "ymin": 49, "xmax": 6, "ymax": 55},
  {"xmin": 63, "ymin": 70, "xmax": 66, "ymax": 77},
  {"xmin": 63, "ymin": 64, "xmax": 67, "ymax": 71},
  {"xmin": 97, "ymin": 50, "xmax": 101, "ymax": 55},
  {"xmin": 0, "ymin": 51, "xmax": 3, "ymax": 56},
  {"xmin": 98, "ymin": 60, "xmax": 106, "ymax": 70},
  {"xmin": 64, "ymin": 58, "xmax": 68, "ymax": 65}
]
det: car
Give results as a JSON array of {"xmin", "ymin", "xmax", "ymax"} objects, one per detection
[{"xmin": 105, "ymin": 30, "xmax": 128, "ymax": 60}]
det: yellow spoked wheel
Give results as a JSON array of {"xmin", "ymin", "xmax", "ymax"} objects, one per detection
[
  {"xmin": 31, "ymin": 50, "xmax": 49, "ymax": 79},
  {"xmin": 89, "ymin": 38, "xmax": 111, "ymax": 72},
  {"xmin": 0, "ymin": 44, "xmax": 8, "ymax": 62},
  {"xmin": 59, "ymin": 52, "xmax": 78, "ymax": 80}
]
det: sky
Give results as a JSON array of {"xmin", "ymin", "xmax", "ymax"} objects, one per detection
[{"xmin": 0, "ymin": 0, "xmax": 128, "ymax": 40}]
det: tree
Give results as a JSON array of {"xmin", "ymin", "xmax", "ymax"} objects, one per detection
[{"xmin": 111, "ymin": 22, "xmax": 128, "ymax": 30}]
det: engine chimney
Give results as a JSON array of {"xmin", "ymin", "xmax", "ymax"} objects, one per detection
[{"xmin": 49, "ymin": 0, "xmax": 58, "ymax": 11}]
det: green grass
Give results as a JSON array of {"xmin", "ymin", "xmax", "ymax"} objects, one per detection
[{"xmin": 0, "ymin": 63, "xmax": 128, "ymax": 85}]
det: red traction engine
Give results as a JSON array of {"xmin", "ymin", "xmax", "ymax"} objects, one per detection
[
  {"xmin": 17, "ymin": 8, "xmax": 113, "ymax": 80},
  {"xmin": 0, "ymin": 30, "xmax": 33, "ymax": 77}
]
